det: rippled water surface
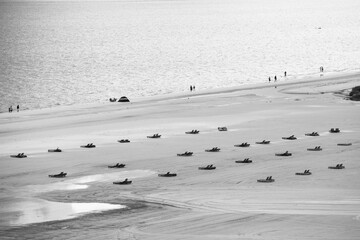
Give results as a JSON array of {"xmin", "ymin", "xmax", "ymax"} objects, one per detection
[{"xmin": 1, "ymin": 0, "xmax": 359, "ymax": 111}]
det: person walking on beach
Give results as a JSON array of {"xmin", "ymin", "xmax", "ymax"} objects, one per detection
[
  {"xmin": 17, "ymin": 105, "xmax": 19, "ymax": 112},
  {"xmin": 190, "ymin": 85, "xmax": 193, "ymax": 92},
  {"xmin": 274, "ymin": 76, "xmax": 277, "ymax": 82},
  {"xmin": 284, "ymin": 71, "xmax": 287, "ymax": 77},
  {"xmin": 268, "ymin": 77, "xmax": 271, "ymax": 83},
  {"xmin": 9, "ymin": 106, "xmax": 13, "ymax": 113},
  {"xmin": 193, "ymin": 85, "xmax": 195, "ymax": 91}
]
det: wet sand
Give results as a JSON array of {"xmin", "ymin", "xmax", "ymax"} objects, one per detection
[{"xmin": 0, "ymin": 72, "xmax": 360, "ymax": 239}]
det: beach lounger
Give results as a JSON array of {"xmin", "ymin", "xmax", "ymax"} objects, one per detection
[
  {"xmin": 10, "ymin": 153, "xmax": 27, "ymax": 158},
  {"xmin": 147, "ymin": 134, "xmax": 161, "ymax": 138},
  {"xmin": 305, "ymin": 132, "xmax": 319, "ymax": 136},
  {"xmin": 113, "ymin": 178, "xmax": 132, "ymax": 185},
  {"xmin": 108, "ymin": 163, "xmax": 126, "ymax": 168},
  {"xmin": 198, "ymin": 164, "xmax": 216, "ymax": 170},
  {"xmin": 48, "ymin": 148, "xmax": 62, "ymax": 152},
  {"xmin": 337, "ymin": 143, "xmax": 352, "ymax": 146},
  {"xmin": 218, "ymin": 127, "xmax": 227, "ymax": 131},
  {"xmin": 185, "ymin": 130, "xmax": 200, "ymax": 134},
  {"xmin": 81, "ymin": 143, "xmax": 96, "ymax": 148},
  {"xmin": 118, "ymin": 139, "xmax": 130, "ymax": 143},
  {"xmin": 295, "ymin": 170, "xmax": 312, "ymax": 175},
  {"xmin": 177, "ymin": 151, "xmax": 193, "ymax": 157},
  {"xmin": 205, "ymin": 147, "xmax": 220, "ymax": 152},
  {"xmin": 257, "ymin": 176, "xmax": 275, "ymax": 183},
  {"xmin": 256, "ymin": 140, "xmax": 270, "ymax": 144},
  {"xmin": 329, "ymin": 128, "xmax": 340, "ymax": 133},
  {"xmin": 282, "ymin": 135, "xmax": 297, "ymax": 140},
  {"xmin": 328, "ymin": 164, "xmax": 345, "ymax": 169},
  {"xmin": 49, "ymin": 172, "xmax": 67, "ymax": 178},
  {"xmin": 158, "ymin": 172, "xmax": 177, "ymax": 177},
  {"xmin": 235, "ymin": 158, "xmax": 252, "ymax": 163},
  {"xmin": 307, "ymin": 146, "xmax": 322, "ymax": 151},
  {"xmin": 275, "ymin": 151, "xmax": 292, "ymax": 156},
  {"xmin": 234, "ymin": 142, "xmax": 250, "ymax": 147}
]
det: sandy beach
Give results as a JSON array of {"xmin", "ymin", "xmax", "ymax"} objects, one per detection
[{"xmin": 1, "ymin": 72, "xmax": 360, "ymax": 239}]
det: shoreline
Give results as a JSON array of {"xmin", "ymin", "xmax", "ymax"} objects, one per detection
[
  {"xmin": 2, "ymin": 69, "xmax": 359, "ymax": 115},
  {"xmin": 1, "ymin": 71, "xmax": 360, "ymax": 239},
  {"xmin": 0, "ymin": 70, "xmax": 358, "ymax": 117}
]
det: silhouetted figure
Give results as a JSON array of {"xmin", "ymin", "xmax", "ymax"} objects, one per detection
[
  {"xmin": 284, "ymin": 71, "xmax": 287, "ymax": 77},
  {"xmin": 193, "ymin": 85, "xmax": 195, "ymax": 91},
  {"xmin": 320, "ymin": 66, "xmax": 324, "ymax": 72},
  {"xmin": 9, "ymin": 106, "xmax": 13, "ymax": 113},
  {"xmin": 17, "ymin": 105, "xmax": 19, "ymax": 112},
  {"xmin": 190, "ymin": 86, "xmax": 193, "ymax": 91},
  {"xmin": 268, "ymin": 77, "xmax": 271, "ymax": 83},
  {"xmin": 274, "ymin": 76, "xmax": 277, "ymax": 82}
]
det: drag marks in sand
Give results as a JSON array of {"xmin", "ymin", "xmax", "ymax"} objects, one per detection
[{"xmin": 142, "ymin": 189, "xmax": 360, "ymax": 217}]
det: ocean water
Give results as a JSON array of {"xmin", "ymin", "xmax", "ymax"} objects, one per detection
[{"xmin": 0, "ymin": 0, "xmax": 359, "ymax": 112}]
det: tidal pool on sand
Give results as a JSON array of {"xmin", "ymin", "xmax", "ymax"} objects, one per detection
[{"xmin": 0, "ymin": 197, "xmax": 125, "ymax": 226}]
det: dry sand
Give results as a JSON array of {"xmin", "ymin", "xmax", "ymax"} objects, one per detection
[{"xmin": 0, "ymin": 72, "xmax": 360, "ymax": 239}]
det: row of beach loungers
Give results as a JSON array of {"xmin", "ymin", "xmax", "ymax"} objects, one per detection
[
  {"xmin": 12, "ymin": 127, "xmax": 349, "ymax": 185},
  {"xmin": 10, "ymin": 144, "xmax": 339, "ymax": 159},
  {"xmin": 110, "ymin": 163, "xmax": 345, "ymax": 184},
  {"xmin": 49, "ymin": 161, "xmax": 345, "ymax": 183},
  {"xmin": 10, "ymin": 127, "xmax": 347, "ymax": 158}
]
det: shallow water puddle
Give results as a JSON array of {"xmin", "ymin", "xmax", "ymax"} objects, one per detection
[
  {"xmin": 0, "ymin": 197, "xmax": 125, "ymax": 226},
  {"xmin": 0, "ymin": 170, "xmax": 155, "ymax": 226}
]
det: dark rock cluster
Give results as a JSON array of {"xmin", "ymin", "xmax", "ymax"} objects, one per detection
[{"xmin": 349, "ymin": 86, "xmax": 360, "ymax": 101}]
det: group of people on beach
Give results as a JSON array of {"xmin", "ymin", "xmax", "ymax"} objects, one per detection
[
  {"xmin": 268, "ymin": 67, "xmax": 325, "ymax": 83},
  {"xmin": 268, "ymin": 71, "xmax": 287, "ymax": 83},
  {"xmin": 190, "ymin": 85, "xmax": 196, "ymax": 91},
  {"xmin": 8, "ymin": 105, "xmax": 19, "ymax": 113}
]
